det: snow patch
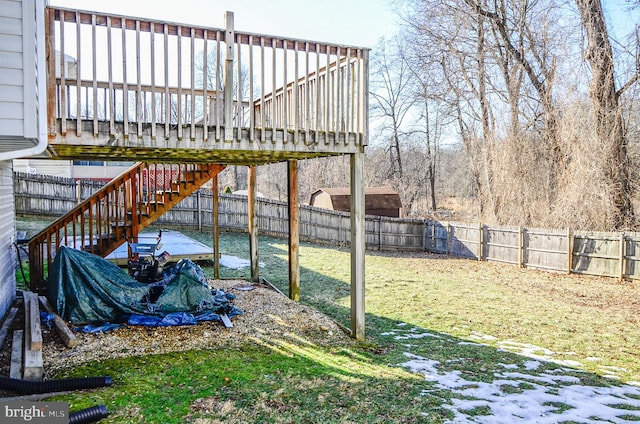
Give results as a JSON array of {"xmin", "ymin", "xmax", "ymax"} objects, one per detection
[
  {"xmin": 469, "ymin": 332, "xmax": 497, "ymax": 341},
  {"xmin": 401, "ymin": 352, "xmax": 640, "ymax": 423},
  {"xmin": 219, "ymin": 255, "xmax": 264, "ymax": 270},
  {"xmin": 382, "ymin": 326, "xmax": 443, "ymax": 340}
]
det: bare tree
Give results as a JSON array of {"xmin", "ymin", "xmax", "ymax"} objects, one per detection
[
  {"xmin": 575, "ymin": 0, "xmax": 637, "ymax": 228},
  {"xmin": 401, "ymin": 0, "xmax": 500, "ymax": 218},
  {"xmin": 370, "ymin": 38, "xmax": 418, "ymax": 179}
]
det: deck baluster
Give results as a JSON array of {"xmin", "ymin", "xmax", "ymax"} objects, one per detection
[
  {"xmin": 75, "ymin": 12, "xmax": 81, "ymax": 136},
  {"xmin": 223, "ymin": 12, "xmax": 234, "ymax": 141},
  {"xmin": 59, "ymin": 10, "xmax": 67, "ymax": 135},
  {"xmin": 46, "ymin": 7, "xmax": 367, "ymax": 156}
]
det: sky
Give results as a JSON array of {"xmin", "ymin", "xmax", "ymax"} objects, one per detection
[
  {"xmin": 47, "ymin": 0, "xmax": 638, "ymax": 52},
  {"xmin": 48, "ymin": 0, "xmax": 399, "ymax": 49}
]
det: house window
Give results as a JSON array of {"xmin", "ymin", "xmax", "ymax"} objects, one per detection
[{"xmin": 73, "ymin": 160, "xmax": 104, "ymax": 166}]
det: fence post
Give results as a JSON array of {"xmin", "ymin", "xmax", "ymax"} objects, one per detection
[
  {"xmin": 422, "ymin": 219, "xmax": 427, "ymax": 252},
  {"xmin": 196, "ymin": 190, "xmax": 202, "ymax": 231},
  {"xmin": 75, "ymin": 180, "xmax": 81, "ymax": 204},
  {"xmin": 566, "ymin": 227, "xmax": 573, "ymax": 274},
  {"xmin": 378, "ymin": 216, "xmax": 383, "ymax": 251},
  {"xmin": 478, "ymin": 221, "xmax": 483, "ymax": 261},
  {"xmin": 518, "ymin": 226, "xmax": 524, "ymax": 268},
  {"xmin": 446, "ymin": 222, "xmax": 451, "ymax": 255},
  {"xmin": 619, "ymin": 232, "xmax": 626, "ymax": 281}
]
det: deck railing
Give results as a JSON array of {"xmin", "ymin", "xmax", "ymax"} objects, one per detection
[{"xmin": 46, "ymin": 7, "xmax": 369, "ymax": 147}]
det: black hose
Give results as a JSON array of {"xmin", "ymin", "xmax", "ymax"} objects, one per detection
[
  {"xmin": 69, "ymin": 405, "xmax": 109, "ymax": 424},
  {"xmin": 0, "ymin": 376, "xmax": 112, "ymax": 395}
]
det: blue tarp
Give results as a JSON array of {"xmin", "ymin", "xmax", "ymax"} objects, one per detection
[{"xmin": 48, "ymin": 246, "xmax": 242, "ymax": 326}]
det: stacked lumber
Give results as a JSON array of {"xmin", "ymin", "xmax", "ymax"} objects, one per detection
[
  {"xmin": 3, "ymin": 291, "xmax": 78, "ymax": 381},
  {"xmin": 21, "ymin": 291, "xmax": 43, "ymax": 380}
]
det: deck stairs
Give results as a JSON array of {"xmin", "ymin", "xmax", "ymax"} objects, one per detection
[{"xmin": 27, "ymin": 162, "xmax": 224, "ymax": 292}]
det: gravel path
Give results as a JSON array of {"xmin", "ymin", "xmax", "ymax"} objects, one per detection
[{"xmin": 0, "ymin": 280, "xmax": 353, "ymax": 380}]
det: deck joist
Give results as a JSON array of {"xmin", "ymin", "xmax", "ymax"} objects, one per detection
[{"xmin": 49, "ymin": 120, "xmax": 363, "ymax": 164}]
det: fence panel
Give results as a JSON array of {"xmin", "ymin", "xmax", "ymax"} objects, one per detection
[
  {"xmin": 301, "ymin": 206, "xmax": 350, "ymax": 246},
  {"xmin": 524, "ymin": 227, "xmax": 568, "ymax": 272},
  {"xmin": 217, "ymin": 194, "xmax": 248, "ymax": 231},
  {"xmin": 14, "ymin": 172, "xmax": 78, "ymax": 216},
  {"xmin": 483, "ymin": 225, "xmax": 520, "ymax": 265},
  {"xmin": 572, "ymin": 232, "xmax": 622, "ymax": 278},
  {"xmin": 78, "ymin": 179, "xmax": 105, "ymax": 201},
  {"xmin": 257, "ymin": 198, "xmax": 289, "ymax": 237},
  {"xmin": 425, "ymin": 221, "xmax": 448, "ymax": 253},
  {"xmin": 449, "ymin": 222, "xmax": 480, "ymax": 259},
  {"xmin": 376, "ymin": 217, "xmax": 424, "ymax": 251},
  {"xmin": 624, "ymin": 233, "xmax": 640, "ymax": 280}
]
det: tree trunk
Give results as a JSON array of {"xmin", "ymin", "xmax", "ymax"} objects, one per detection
[
  {"xmin": 476, "ymin": 11, "xmax": 499, "ymax": 220},
  {"xmin": 576, "ymin": 0, "xmax": 634, "ymax": 228}
]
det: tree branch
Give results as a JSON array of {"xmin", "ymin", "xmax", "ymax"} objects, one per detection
[{"xmin": 617, "ymin": 72, "xmax": 640, "ymax": 97}]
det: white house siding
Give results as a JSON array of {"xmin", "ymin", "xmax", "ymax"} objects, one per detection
[
  {"xmin": 0, "ymin": 0, "xmax": 25, "ymax": 137},
  {"xmin": 0, "ymin": 160, "xmax": 16, "ymax": 319},
  {"xmin": 13, "ymin": 159, "xmax": 73, "ymax": 177}
]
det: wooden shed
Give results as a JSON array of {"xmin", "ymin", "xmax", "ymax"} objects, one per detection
[{"xmin": 309, "ymin": 187, "xmax": 402, "ymax": 218}]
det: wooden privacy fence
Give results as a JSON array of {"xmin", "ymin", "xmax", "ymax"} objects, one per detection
[{"xmin": 14, "ymin": 172, "xmax": 640, "ymax": 281}]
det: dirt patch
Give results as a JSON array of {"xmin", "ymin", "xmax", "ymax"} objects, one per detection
[{"xmin": 0, "ymin": 280, "xmax": 354, "ymax": 380}]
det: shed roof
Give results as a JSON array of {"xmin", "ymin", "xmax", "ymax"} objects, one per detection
[{"xmin": 310, "ymin": 187, "xmax": 402, "ymax": 211}]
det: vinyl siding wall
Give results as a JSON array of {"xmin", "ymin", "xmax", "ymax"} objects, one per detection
[
  {"xmin": 0, "ymin": 0, "xmax": 25, "ymax": 137},
  {"xmin": 0, "ymin": 161, "xmax": 16, "ymax": 319}
]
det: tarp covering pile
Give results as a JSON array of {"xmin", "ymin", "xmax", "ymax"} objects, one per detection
[{"xmin": 48, "ymin": 246, "xmax": 241, "ymax": 325}]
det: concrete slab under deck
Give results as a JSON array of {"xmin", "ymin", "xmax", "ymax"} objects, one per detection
[{"xmin": 106, "ymin": 230, "xmax": 213, "ymax": 266}]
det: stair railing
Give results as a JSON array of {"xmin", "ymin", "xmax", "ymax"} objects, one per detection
[{"xmin": 27, "ymin": 162, "xmax": 223, "ymax": 293}]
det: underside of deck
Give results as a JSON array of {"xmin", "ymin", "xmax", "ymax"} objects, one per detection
[{"xmin": 47, "ymin": 120, "xmax": 362, "ymax": 165}]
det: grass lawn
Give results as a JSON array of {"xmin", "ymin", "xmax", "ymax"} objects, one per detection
[{"xmin": 15, "ymin": 219, "xmax": 640, "ymax": 422}]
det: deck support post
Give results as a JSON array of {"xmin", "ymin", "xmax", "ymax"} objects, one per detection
[
  {"xmin": 45, "ymin": 7, "xmax": 56, "ymax": 136},
  {"xmin": 223, "ymin": 12, "xmax": 234, "ymax": 142},
  {"xmin": 350, "ymin": 150, "xmax": 365, "ymax": 340},
  {"xmin": 288, "ymin": 160, "xmax": 300, "ymax": 301},
  {"xmin": 248, "ymin": 165, "xmax": 259, "ymax": 282},
  {"xmin": 212, "ymin": 173, "xmax": 220, "ymax": 279}
]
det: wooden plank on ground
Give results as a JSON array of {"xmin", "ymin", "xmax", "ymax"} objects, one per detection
[
  {"xmin": 23, "ymin": 336, "xmax": 43, "ymax": 380},
  {"xmin": 22, "ymin": 293, "xmax": 43, "ymax": 381},
  {"xmin": 38, "ymin": 296, "xmax": 77, "ymax": 348},
  {"xmin": 10, "ymin": 330, "xmax": 23, "ymax": 379},
  {"xmin": 0, "ymin": 307, "xmax": 18, "ymax": 347},
  {"xmin": 220, "ymin": 314, "xmax": 233, "ymax": 328},
  {"xmin": 24, "ymin": 292, "xmax": 43, "ymax": 351}
]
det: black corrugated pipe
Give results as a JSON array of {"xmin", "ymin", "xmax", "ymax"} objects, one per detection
[
  {"xmin": 69, "ymin": 405, "xmax": 109, "ymax": 424},
  {"xmin": 0, "ymin": 376, "xmax": 112, "ymax": 395}
]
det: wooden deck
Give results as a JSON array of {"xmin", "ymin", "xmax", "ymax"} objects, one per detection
[
  {"xmin": 45, "ymin": 7, "xmax": 369, "ymax": 164},
  {"xmin": 41, "ymin": 6, "xmax": 368, "ymax": 340}
]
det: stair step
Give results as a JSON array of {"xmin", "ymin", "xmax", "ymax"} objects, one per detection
[
  {"xmin": 29, "ymin": 161, "xmax": 225, "ymax": 292},
  {"xmin": 127, "ymin": 210, "xmax": 150, "ymax": 217},
  {"xmin": 142, "ymin": 200, "xmax": 165, "ymax": 207}
]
